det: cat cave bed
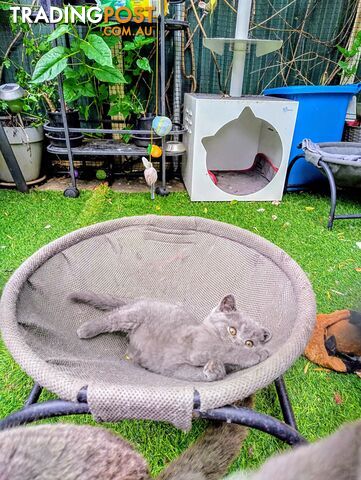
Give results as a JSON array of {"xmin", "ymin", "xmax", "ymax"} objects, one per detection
[
  {"xmin": 182, "ymin": 94, "xmax": 298, "ymax": 201},
  {"xmin": 0, "ymin": 216, "xmax": 315, "ymax": 444}
]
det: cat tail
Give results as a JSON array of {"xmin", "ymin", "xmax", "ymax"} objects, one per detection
[
  {"xmin": 69, "ymin": 291, "xmax": 127, "ymax": 311},
  {"xmin": 156, "ymin": 396, "xmax": 254, "ymax": 480}
]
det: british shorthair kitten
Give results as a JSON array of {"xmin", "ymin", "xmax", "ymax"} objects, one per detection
[{"xmin": 70, "ymin": 292, "xmax": 272, "ymax": 381}]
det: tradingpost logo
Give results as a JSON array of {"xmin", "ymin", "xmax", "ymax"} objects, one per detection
[{"xmin": 10, "ymin": 1, "xmax": 159, "ymax": 36}]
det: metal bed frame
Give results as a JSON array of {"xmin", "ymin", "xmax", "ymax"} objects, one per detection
[
  {"xmin": 286, "ymin": 153, "xmax": 361, "ymax": 230},
  {"xmin": 0, "ymin": 376, "xmax": 307, "ymax": 446}
]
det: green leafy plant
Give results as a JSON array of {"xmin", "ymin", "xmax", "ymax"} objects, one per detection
[
  {"xmin": 337, "ymin": 31, "xmax": 361, "ymax": 79},
  {"xmin": 107, "ymin": 35, "xmax": 155, "ymax": 121},
  {"xmin": 32, "ymin": 17, "xmax": 155, "ymax": 122},
  {"xmin": 0, "ymin": 10, "xmax": 57, "ymax": 124},
  {"xmin": 0, "ymin": 0, "xmax": 12, "ymax": 11},
  {"xmin": 32, "ymin": 22, "xmax": 125, "ymax": 119}
]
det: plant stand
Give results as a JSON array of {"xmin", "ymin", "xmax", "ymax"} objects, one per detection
[{"xmin": 39, "ymin": 0, "xmax": 187, "ymax": 197}]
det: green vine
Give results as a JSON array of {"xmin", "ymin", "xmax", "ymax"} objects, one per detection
[{"xmin": 337, "ymin": 30, "xmax": 361, "ymax": 79}]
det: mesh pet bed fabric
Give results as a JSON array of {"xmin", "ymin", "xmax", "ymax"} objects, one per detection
[
  {"xmin": 303, "ymin": 140, "xmax": 361, "ymax": 188},
  {"xmin": 0, "ymin": 216, "xmax": 316, "ymax": 430}
]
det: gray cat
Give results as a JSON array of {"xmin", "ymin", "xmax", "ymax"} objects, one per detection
[
  {"xmin": 0, "ymin": 397, "xmax": 253, "ymax": 480},
  {"xmin": 0, "ymin": 423, "xmax": 149, "ymax": 480},
  {"xmin": 0, "ymin": 415, "xmax": 360, "ymax": 480},
  {"xmin": 157, "ymin": 397, "xmax": 254, "ymax": 480},
  {"xmin": 225, "ymin": 420, "xmax": 361, "ymax": 480},
  {"xmin": 70, "ymin": 292, "xmax": 272, "ymax": 381}
]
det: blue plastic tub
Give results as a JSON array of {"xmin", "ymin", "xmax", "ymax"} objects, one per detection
[{"xmin": 264, "ymin": 84, "xmax": 361, "ymax": 188}]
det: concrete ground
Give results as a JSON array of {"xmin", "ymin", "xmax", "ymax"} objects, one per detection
[{"xmin": 32, "ymin": 176, "xmax": 185, "ymax": 193}]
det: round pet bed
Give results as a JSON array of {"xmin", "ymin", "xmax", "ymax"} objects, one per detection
[
  {"xmin": 0, "ymin": 216, "xmax": 315, "ymax": 434},
  {"xmin": 287, "ymin": 139, "xmax": 361, "ymax": 229},
  {"xmin": 302, "ymin": 139, "xmax": 361, "ymax": 189}
]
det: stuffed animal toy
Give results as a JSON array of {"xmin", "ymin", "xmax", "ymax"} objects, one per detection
[{"xmin": 304, "ymin": 309, "xmax": 361, "ymax": 374}]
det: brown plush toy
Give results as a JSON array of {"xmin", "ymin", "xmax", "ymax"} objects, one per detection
[{"xmin": 304, "ymin": 310, "xmax": 361, "ymax": 374}]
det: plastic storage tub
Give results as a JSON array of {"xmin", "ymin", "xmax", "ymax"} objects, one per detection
[{"xmin": 264, "ymin": 84, "xmax": 361, "ymax": 189}]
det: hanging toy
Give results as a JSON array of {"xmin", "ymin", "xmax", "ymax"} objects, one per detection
[
  {"xmin": 152, "ymin": 116, "xmax": 172, "ymax": 137},
  {"xmin": 147, "ymin": 144, "xmax": 163, "ymax": 158},
  {"xmin": 142, "ymin": 157, "xmax": 158, "ymax": 200}
]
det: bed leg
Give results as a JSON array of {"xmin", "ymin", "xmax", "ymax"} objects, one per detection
[
  {"xmin": 24, "ymin": 383, "xmax": 43, "ymax": 407},
  {"xmin": 284, "ymin": 154, "xmax": 305, "ymax": 193},
  {"xmin": 274, "ymin": 376, "xmax": 297, "ymax": 430},
  {"xmin": 0, "ymin": 400, "xmax": 90, "ymax": 430},
  {"xmin": 196, "ymin": 405, "xmax": 307, "ymax": 446},
  {"xmin": 319, "ymin": 160, "xmax": 337, "ymax": 230}
]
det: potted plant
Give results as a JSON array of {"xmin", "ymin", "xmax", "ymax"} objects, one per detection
[
  {"xmin": 0, "ymin": 24, "xmax": 59, "ymax": 183},
  {"xmin": 46, "ymin": 109, "xmax": 84, "ymax": 148},
  {"xmin": 0, "ymin": 7, "xmax": 79, "ymax": 153},
  {"xmin": 0, "ymin": 84, "xmax": 44, "ymax": 184},
  {"xmin": 31, "ymin": 18, "xmax": 155, "ymax": 143},
  {"xmin": 31, "ymin": 21, "xmax": 124, "ymax": 147},
  {"xmin": 104, "ymin": 34, "xmax": 157, "ymax": 145}
]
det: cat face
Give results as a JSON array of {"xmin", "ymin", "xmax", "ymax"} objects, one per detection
[{"xmin": 204, "ymin": 295, "xmax": 272, "ymax": 351}]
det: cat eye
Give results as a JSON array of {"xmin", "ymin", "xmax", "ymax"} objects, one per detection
[
  {"xmin": 228, "ymin": 326, "xmax": 237, "ymax": 336},
  {"xmin": 245, "ymin": 340, "xmax": 254, "ymax": 348}
]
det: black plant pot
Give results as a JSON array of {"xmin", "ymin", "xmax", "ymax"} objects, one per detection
[
  {"xmin": 47, "ymin": 110, "xmax": 83, "ymax": 148},
  {"xmin": 45, "ymin": 133, "xmax": 84, "ymax": 148},
  {"xmin": 133, "ymin": 114, "xmax": 161, "ymax": 148}
]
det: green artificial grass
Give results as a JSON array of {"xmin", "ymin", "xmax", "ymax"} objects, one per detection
[{"xmin": 0, "ymin": 186, "xmax": 360, "ymax": 476}]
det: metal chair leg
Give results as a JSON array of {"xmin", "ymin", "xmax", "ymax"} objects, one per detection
[
  {"xmin": 0, "ymin": 400, "xmax": 90, "ymax": 431},
  {"xmin": 197, "ymin": 404, "xmax": 306, "ymax": 446},
  {"xmin": 275, "ymin": 376, "xmax": 297, "ymax": 430},
  {"xmin": 24, "ymin": 383, "xmax": 43, "ymax": 407},
  {"xmin": 319, "ymin": 160, "xmax": 337, "ymax": 230},
  {"xmin": 284, "ymin": 154, "xmax": 305, "ymax": 192}
]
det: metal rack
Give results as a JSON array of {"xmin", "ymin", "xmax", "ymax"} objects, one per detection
[
  {"xmin": 44, "ymin": 124, "xmax": 186, "ymax": 157},
  {"xmin": 39, "ymin": 0, "xmax": 187, "ymax": 197}
]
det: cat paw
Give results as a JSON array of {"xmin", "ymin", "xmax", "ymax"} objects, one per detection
[
  {"xmin": 204, "ymin": 359, "xmax": 226, "ymax": 381},
  {"xmin": 258, "ymin": 349, "xmax": 270, "ymax": 362},
  {"xmin": 77, "ymin": 323, "xmax": 96, "ymax": 339}
]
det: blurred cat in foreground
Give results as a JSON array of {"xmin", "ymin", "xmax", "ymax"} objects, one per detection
[{"xmin": 0, "ymin": 415, "xmax": 360, "ymax": 480}]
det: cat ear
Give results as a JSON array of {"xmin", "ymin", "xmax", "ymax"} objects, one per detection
[
  {"xmin": 218, "ymin": 295, "xmax": 237, "ymax": 312},
  {"xmin": 262, "ymin": 328, "xmax": 272, "ymax": 343}
]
